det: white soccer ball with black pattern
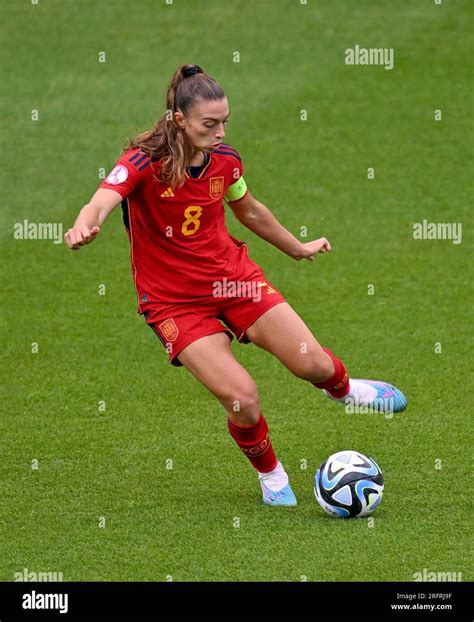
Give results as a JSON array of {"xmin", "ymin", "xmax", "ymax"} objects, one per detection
[{"xmin": 314, "ymin": 450, "xmax": 384, "ymax": 518}]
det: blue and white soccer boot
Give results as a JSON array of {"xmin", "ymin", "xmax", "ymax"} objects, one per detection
[
  {"xmin": 258, "ymin": 462, "xmax": 297, "ymax": 506},
  {"xmin": 260, "ymin": 481, "xmax": 298, "ymax": 506},
  {"xmin": 324, "ymin": 379, "xmax": 408, "ymax": 414}
]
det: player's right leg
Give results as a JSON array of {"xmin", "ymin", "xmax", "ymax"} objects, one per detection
[{"xmin": 176, "ymin": 332, "xmax": 297, "ymax": 506}]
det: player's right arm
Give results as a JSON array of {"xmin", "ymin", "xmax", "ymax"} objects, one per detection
[
  {"xmin": 64, "ymin": 148, "xmax": 152, "ymax": 250},
  {"xmin": 64, "ymin": 188, "xmax": 122, "ymax": 250}
]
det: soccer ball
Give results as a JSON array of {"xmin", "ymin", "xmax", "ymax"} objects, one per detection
[{"xmin": 314, "ymin": 450, "xmax": 384, "ymax": 518}]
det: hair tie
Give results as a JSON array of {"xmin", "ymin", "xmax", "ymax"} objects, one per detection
[{"xmin": 182, "ymin": 66, "xmax": 201, "ymax": 78}]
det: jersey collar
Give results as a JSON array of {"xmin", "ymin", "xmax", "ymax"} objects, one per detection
[{"xmin": 185, "ymin": 152, "xmax": 212, "ymax": 180}]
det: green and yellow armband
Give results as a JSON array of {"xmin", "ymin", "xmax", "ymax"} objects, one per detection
[{"xmin": 225, "ymin": 176, "xmax": 247, "ymax": 202}]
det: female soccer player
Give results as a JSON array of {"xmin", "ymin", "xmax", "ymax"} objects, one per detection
[{"xmin": 64, "ymin": 64, "xmax": 407, "ymax": 506}]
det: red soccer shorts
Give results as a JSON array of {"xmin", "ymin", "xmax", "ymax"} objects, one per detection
[{"xmin": 143, "ymin": 277, "xmax": 286, "ymax": 366}]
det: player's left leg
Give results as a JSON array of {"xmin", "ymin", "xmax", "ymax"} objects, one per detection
[
  {"xmin": 244, "ymin": 302, "xmax": 407, "ymax": 414},
  {"xmin": 176, "ymin": 332, "xmax": 297, "ymax": 506}
]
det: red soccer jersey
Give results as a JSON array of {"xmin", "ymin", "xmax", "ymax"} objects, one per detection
[{"xmin": 99, "ymin": 143, "xmax": 261, "ymax": 313}]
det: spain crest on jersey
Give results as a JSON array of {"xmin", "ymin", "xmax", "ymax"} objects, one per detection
[
  {"xmin": 158, "ymin": 318, "xmax": 179, "ymax": 342},
  {"xmin": 209, "ymin": 176, "xmax": 224, "ymax": 200}
]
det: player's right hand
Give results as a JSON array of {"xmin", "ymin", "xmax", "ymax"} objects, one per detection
[{"xmin": 64, "ymin": 225, "xmax": 100, "ymax": 250}]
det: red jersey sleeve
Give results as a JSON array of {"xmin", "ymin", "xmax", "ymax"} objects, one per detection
[
  {"xmin": 219, "ymin": 144, "xmax": 247, "ymax": 203},
  {"xmin": 228, "ymin": 149, "xmax": 244, "ymax": 183},
  {"xmin": 99, "ymin": 148, "xmax": 154, "ymax": 199}
]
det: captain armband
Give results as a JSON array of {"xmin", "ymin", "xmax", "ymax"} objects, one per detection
[{"xmin": 224, "ymin": 176, "xmax": 247, "ymax": 202}]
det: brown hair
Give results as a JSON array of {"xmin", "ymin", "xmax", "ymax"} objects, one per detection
[{"xmin": 123, "ymin": 64, "xmax": 225, "ymax": 189}]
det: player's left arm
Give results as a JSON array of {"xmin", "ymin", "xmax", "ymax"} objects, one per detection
[{"xmin": 226, "ymin": 188, "xmax": 331, "ymax": 262}]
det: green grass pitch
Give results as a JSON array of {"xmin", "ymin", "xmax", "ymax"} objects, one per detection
[{"xmin": 1, "ymin": 0, "xmax": 472, "ymax": 582}]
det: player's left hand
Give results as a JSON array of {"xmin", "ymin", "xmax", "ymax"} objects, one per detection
[{"xmin": 296, "ymin": 238, "xmax": 331, "ymax": 261}]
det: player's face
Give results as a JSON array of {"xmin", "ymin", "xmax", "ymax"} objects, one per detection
[{"xmin": 176, "ymin": 98, "xmax": 230, "ymax": 152}]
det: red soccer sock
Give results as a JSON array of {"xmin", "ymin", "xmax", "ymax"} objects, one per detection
[
  {"xmin": 227, "ymin": 413, "xmax": 278, "ymax": 473},
  {"xmin": 312, "ymin": 347, "xmax": 350, "ymax": 398}
]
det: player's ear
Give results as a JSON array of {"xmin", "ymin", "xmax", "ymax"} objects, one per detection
[{"xmin": 174, "ymin": 110, "xmax": 185, "ymax": 129}]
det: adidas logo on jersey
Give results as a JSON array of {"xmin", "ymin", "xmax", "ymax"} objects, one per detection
[{"xmin": 161, "ymin": 187, "xmax": 174, "ymax": 198}]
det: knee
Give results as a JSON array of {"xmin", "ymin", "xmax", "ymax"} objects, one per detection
[
  {"xmin": 291, "ymin": 348, "xmax": 334, "ymax": 383},
  {"xmin": 225, "ymin": 380, "xmax": 260, "ymax": 424}
]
